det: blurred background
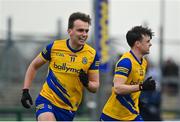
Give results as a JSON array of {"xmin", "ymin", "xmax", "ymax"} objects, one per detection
[{"xmin": 0, "ymin": 0, "xmax": 180, "ymax": 121}]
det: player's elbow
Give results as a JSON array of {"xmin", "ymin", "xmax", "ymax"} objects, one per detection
[
  {"xmin": 114, "ymin": 86, "xmax": 126, "ymax": 95},
  {"xmin": 114, "ymin": 86, "xmax": 120, "ymax": 95},
  {"xmin": 88, "ymin": 81, "xmax": 99, "ymax": 93}
]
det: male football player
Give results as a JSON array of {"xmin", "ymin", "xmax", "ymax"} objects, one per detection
[
  {"xmin": 21, "ymin": 12, "xmax": 100, "ymax": 121},
  {"xmin": 100, "ymin": 25, "xmax": 156, "ymax": 121}
]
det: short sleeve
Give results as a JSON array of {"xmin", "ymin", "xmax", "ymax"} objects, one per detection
[
  {"xmin": 115, "ymin": 58, "xmax": 132, "ymax": 77},
  {"xmin": 89, "ymin": 52, "xmax": 100, "ymax": 70},
  {"xmin": 40, "ymin": 42, "xmax": 53, "ymax": 61}
]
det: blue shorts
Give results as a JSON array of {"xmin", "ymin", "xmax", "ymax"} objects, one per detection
[
  {"xmin": 35, "ymin": 95, "xmax": 76, "ymax": 121},
  {"xmin": 100, "ymin": 113, "xmax": 144, "ymax": 121}
]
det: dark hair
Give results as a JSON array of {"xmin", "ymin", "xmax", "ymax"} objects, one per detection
[
  {"xmin": 68, "ymin": 12, "xmax": 91, "ymax": 29},
  {"xmin": 126, "ymin": 26, "xmax": 154, "ymax": 47}
]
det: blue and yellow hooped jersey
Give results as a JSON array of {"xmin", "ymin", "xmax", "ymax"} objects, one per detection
[
  {"xmin": 102, "ymin": 50, "xmax": 147, "ymax": 120},
  {"xmin": 39, "ymin": 39, "xmax": 99, "ymax": 111}
]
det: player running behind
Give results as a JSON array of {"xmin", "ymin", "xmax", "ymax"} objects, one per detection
[{"xmin": 100, "ymin": 25, "xmax": 156, "ymax": 121}]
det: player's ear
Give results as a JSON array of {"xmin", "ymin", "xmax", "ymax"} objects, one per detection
[
  {"xmin": 135, "ymin": 40, "xmax": 141, "ymax": 47},
  {"xmin": 67, "ymin": 29, "xmax": 72, "ymax": 35}
]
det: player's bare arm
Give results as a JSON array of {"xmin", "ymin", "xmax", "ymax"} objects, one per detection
[
  {"xmin": 23, "ymin": 55, "xmax": 46, "ymax": 89},
  {"xmin": 21, "ymin": 55, "xmax": 47, "ymax": 108},
  {"xmin": 87, "ymin": 71, "xmax": 99, "ymax": 93},
  {"xmin": 113, "ymin": 76, "xmax": 139, "ymax": 95}
]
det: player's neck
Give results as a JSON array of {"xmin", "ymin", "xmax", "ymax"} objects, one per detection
[
  {"xmin": 69, "ymin": 39, "xmax": 82, "ymax": 50},
  {"xmin": 131, "ymin": 49, "xmax": 143, "ymax": 61}
]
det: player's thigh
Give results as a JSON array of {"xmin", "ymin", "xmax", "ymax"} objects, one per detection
[
  {"xmin": 35, "ymin": 97, "xmax": 56, "ymax": 121},
  {"xmin": 37, "ymin": 112, "xmax": 56, "ymax": 121}
]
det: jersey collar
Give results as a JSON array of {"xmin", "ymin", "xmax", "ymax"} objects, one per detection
[
  {"xmin": 130, "ymin": 50, "xmax": 142, "ymax": 65},
  {"xmin": 66, "ymin": 39, "xmax": 84, "ymax": 53}
]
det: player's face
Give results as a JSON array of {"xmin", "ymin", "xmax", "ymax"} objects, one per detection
[
  {"xmin": 139, "ymin": 35, "xmax": 152, "ymax": 55},
  {"xmin": 68, "ymin": 19, "xmax": 89, "ymax": 47}
]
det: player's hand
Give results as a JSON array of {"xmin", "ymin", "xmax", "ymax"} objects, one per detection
[
  {"xmin": 21, "ymin": 89, "xmax": 33, "ymax": 108},
  {"xmin": 79, "ymin": 69, "xmax": 89, "ymax": 87},
  {"xmin": 139, "ymin": 76, "xmax": 156, "ymax": 91}
]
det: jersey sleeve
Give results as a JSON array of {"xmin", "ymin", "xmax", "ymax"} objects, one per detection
[
  {"xmin": 89, "ymin": 52, "xmax": 100, "ymax": 70},
  {"xmin": 115, "ymin": 58, "xmax": 132, "ymax": 78},
  {"xmin": 40, "ymin": 42, "xmax": 53, "ymax": 61}
]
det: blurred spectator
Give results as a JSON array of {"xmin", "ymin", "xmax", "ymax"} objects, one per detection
[
  {"xmin": 161, "ymin": 58, "xmax": 179, "ymax": 96},
  {"xmin": 139, "ymin": 59, "xmax": 162, "ymax": 121},
  {"xmin": 162, "ymin": 58, "xmax": 179, "ymax": 77}
]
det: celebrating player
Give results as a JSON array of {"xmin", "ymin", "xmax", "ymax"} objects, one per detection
[
  {"xmin": 100, "ymin": 26, "xmax": 156, "ymax": 121},
  {"xmin": 21, "ymin": 12, "xmax": 100, "ymax": 121}
]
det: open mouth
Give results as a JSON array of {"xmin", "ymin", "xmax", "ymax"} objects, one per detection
[{"xmin": 79, "ymin": 38, "xmax": 86, "ymax": 43}]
